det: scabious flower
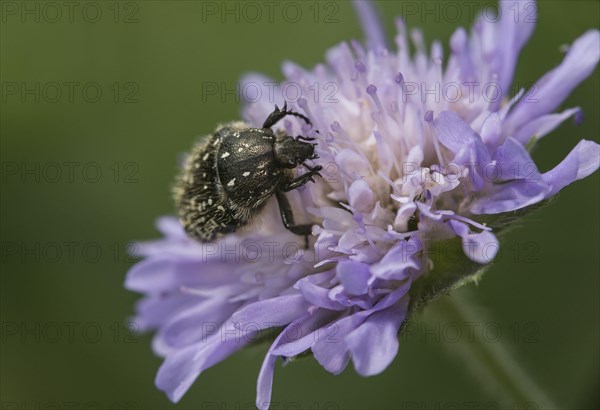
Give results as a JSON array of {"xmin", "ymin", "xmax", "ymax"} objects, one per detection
[{"xmin": 126, "ymin": 1, "xmax": 599, "ymax": 408}]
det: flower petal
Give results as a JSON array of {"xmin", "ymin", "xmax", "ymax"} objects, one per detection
[
  {"xmin": 434, "ymin": 111, "xmax": 481, "ymax": 154},
  {"xmin": 493, "ymin": 137, "xmax": 541, "ymax": 181},
  {"xmin": 162, "ymin": 299, "xmax": 241, "ymax": 349},
  {"xmin": 155, "ymin": 320, "xmax": 251, "ymax": 403},
  {"xmin": 346, "ymin": 297, "xmax": 409, "ymax": 376},
  {"xmin": 512, "ymin": 108, "xmax": 580, "ymax": 144},
  {"xmin": 434, "ymin": 111, "xmax": 492, "ymax": 190},
  {"xmin": 470, "ymin": 179, "xmax": 549, "ymax": 214},
  {"xmin": 490, "ymin": 0, "xmax": 537, "ymax": 105},
  {"xmin": 256, "ymin": 312, "xmax": 316, "ymax": 410},
  {"xmin": 336, "ymin": 260, "xmax": 371, "ymax": 296},
  {"xmin": 504, "ymin": 30, "xmax": 600, "ymax": 135},
  {"xmin": 352, "ymin": 0, "xmax": 387, "ymax": 51},
  {"xmin": 348, "ymin": 179, "xmax": 375, "ymax": 213},
  {"xmin": 449, "ymin": 220, "xmax": 499, "ymax": 264},
  {"xmin": 296, "ymin": 276, "xmax": 346, "ymax": 311},
  {"xmin": 542, "ymin": 140, "xmax": 600, "ymax": 197},
  {"xmin": 370, "ymin": 237, "xmax": 421, "ymax": 281},
  {"xmin": 271, "ymin": 309, "xmax": 341, "ymax": 357},
  {"xmin": 480, "ymin": 112, "xmax": 503, "ymax": 150},
  {"xmin": 311, "ymin": 312, "xmax": 368, "ymax": 374},
  {"xmin": 230, "ymin": 294, "xmax": 310, "ymax": 330},
  {"xmin": 125, "ymin": 257, "xmax": 201, "ymax": 293},
  {"xmin": 132, "ymin": 294, "xmax": 197, "ymax": 332}
]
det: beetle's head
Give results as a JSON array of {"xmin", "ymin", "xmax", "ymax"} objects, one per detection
[{"xmin": 274, "ymin": 136, "xmax": 318, "ymax": 168}]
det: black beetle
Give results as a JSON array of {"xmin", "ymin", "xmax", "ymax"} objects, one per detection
[{"xmin": 174, "ymin": 102, "xmax": 322, "ymax": 244}]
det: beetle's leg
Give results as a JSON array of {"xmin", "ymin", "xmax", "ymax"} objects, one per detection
[
  {"xmin": 263, "ymin": 102, "xmax": 312, "ymax": 129},
  {"xmin": 295, "ymin": 135, "xmax": 316, "ymax": 142},
  {"xmin": 302, "ymin": 163, "xmax": 322, "ymax": 173},
  {"xmin": 275, "ymin": 190, "xmax": 312, "ymax": 248},
  {"xmin": 279, "ymin": 167, "xmax": 322, "ymax": 192}
]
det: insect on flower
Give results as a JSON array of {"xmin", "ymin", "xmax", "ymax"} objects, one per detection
[
  {"xmin": 126, "ymin": 1, "xmax": 600, "ymax": 409},
  {"xmin": 174, "ymin": 102, "xmax": 322, "ymax": 244}
]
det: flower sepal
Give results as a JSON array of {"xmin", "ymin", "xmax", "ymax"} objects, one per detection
[{"xmin": 407, "ymin": 200, "xmax": 550, "ymax": 316}]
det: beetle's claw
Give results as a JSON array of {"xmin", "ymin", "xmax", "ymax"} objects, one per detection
[{"xmin": 309, "ymin": 170, "xmax": 323, "ymax": 183}]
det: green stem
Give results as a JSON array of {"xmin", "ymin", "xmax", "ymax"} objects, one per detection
[{"xmin": 423, "ymin": 293, "xmax": 557, "ymax": 409}]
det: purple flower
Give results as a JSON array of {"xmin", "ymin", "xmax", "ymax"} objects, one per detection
[{"xmin": 126, "ymin": 1, "xmax": 599, "ymax": 408}]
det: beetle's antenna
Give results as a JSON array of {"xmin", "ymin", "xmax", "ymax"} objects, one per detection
[{"xmin": 262, "ymin": 102, "xmax": 312, "ymax": 129}]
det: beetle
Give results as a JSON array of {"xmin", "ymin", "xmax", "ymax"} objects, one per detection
[{"xmin": 174, "ymin": 102, "xmax": 322, "ymax": 244}]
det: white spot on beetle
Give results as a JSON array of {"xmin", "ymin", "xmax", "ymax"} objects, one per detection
[
  {"xmin": 221, "ymin": 152, "xmax": 230, "ymax": 158},
  {"xmin": 227, "ymin": 178, "xmax": 236, "ymax": 187},
  {"xmin": 217, "ymin": 205, "xmax": 226, "ymax": 212},
  {"xmin": 202, "ymin": 153, "xmax": 210, "ymax": 161},
  {"xmin": 208, "ymin": 198, "xmax": 213, "ymax": 205},
  {"xmin": 242, "ymin": 172, "xmax": 250, "ymax": 177}
]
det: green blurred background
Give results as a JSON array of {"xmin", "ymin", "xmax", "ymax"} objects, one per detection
[{"xmin": 1, "ymin": 1, "xmax": 598, "ymax": 409}]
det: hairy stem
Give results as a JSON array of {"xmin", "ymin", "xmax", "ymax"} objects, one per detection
[{"xmin": 423, "ymin": 293, "xmax": 556, "ymax": 409}]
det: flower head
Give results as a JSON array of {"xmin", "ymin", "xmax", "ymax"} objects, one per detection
[{"xmin": 126, "ymin": 1, "xmax": 599, "ymax": 408}]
